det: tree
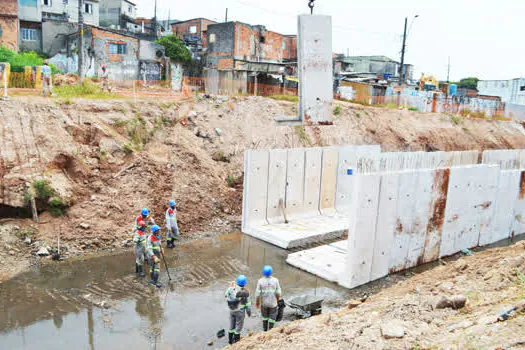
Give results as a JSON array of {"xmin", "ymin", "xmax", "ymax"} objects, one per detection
[
  {"xmin": 155, "ymin": 35, "xmax": 192, "ymax": 64},
  {"xmin": 457, "ymin": 77, "xmax": 479, "ymax": 90},
  {"xmin": 0, "ymin": 45, "xmax": 58, "ymax": 73}
]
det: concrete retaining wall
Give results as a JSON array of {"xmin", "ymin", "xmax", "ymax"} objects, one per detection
[{"xmin": 339, "ymin": 165, "xmax": 524, "ymax": 289}]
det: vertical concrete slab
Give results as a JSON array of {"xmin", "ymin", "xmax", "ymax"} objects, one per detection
[
  {"xmin": 297, "ymin": 15, "xmax": 333, "ymax": 124},
  {"xmin": 405, "ymin": 169, "xmax": 435, "ymax": 269},
  {"xmin": 370, "ymin": 173, "xmax": 399, "ymax": 281},
  {"xmin": 266, "ymin": 149, "xmax": 288, "ymax": 224},
  {"xmin": 335, "ymin": 145, "xmax": 357, "ymax": 214},
  {"xmin": 303, "ymin": 147, "xmax": 323, "ymax": 216},
  {"xmin": 482, "ymin": 149, "xmax": 521, "ymax": 169},
  {"xmin": 440, "ymin": 165, "xmax": 499, "ymax": 257},
  {"xmin": 422, "ymin": 168, "xmax": 450, "ymax": 263},
  {"xmin": 340, "ymin": 174, "xmax": 381, "ymax": 289},
  {"xmin": 389, "ymin": 170, "xmax": 417, "ymax": 272},
  {"xmin": 241, "ymin": 150, "xmax": 270, "ymax": 230},
  {"xmin": 379, "ymin": 153, "xmax": 405, "ymax": 172},
  {"xmin": 512, "ymin": 170, "xmax": 525, "ymax": 237},
  {"xmin": 483, "ymin": 170, "xmax": 519, "ymax": 245},
  {"xmin": 285, "ymin": 148, "xmax": 306, "ymax": 218},
  {"xmin": 320, "ymin": 147, "xmax": 338, "ymax": 215}
]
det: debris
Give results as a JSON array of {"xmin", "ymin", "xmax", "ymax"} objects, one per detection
[
  {"xmin": 79, "ymin": 223, "xmax": 90, "ymax": 230},
  {"xmin": 447, "ymin": 320, "xmax": 473, "ymax": 332},
  {"xmin": 24, "ymin": 237, "xmax": 32, "ymax": 245},
  {"xmin": 439, "ymin": 281, "xmax": 454, "ymax": 292},
  {"xmin": 461, "ymin": 248, "xmax": 473, "ymax": 256},
  {"xmin": 435, "ymin": 295, "xmax": 466, "ymax": 310},
  {"xmin": 215, "ymin": 128, "xmax": 223, "ymax": 136},
  {"xmin": 347, "ymin": 300, "xmax": 362, "ymax": 309},
  {"xmin": 196, "ymin": 130, "xmax": 210, "ymax": 139},
  {"xmin": 381, "ymin": 320, "xmax": 405, "ymax": 339},
  {"xmin": 8, "ymin": 250, "xmax": 15, "ymax": 256},
  {"xmin": 36, "ymin": 247, "xmax": 50, "ymax": 256},
  {"xmin": 207, "ymin": 341, "xmax": 214, "ymax": 346}
]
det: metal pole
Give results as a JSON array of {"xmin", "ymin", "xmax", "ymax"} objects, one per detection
[
  {"xmin": 399, "ymin": 17, "xmax": 407, "ymax": 86},
  {"xmin": 225, "ymin": 8, "xmax": 228, "ymax": 22},
  {"xmin": 447, "ymin": 56, "xmax": 451, "ymax": 83},
  {"xmin": 154, "ymin": 0, "xmax": 158, "ymax": 38},
  {"xmin": 78, "ymin": 0, "xmax": 84, "ymax": 82}
]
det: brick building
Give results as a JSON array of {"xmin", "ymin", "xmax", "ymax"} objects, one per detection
[
  {"xmin": 205, "ymin": 21, "xmax": 297, "ymax": 94},
  {"xmin": 171, "ymin": 18, "xmax": 217, "ymax": 54},
  {"xmin": 0, "ymin": 0, "xmax": 19, "ymax": 51}
]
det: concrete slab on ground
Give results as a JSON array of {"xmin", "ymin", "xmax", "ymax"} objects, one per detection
[
  {"xmin": 244, "ymin": 215, "xmax": 347, "ymax": 249},
  {"xmin": 286, "ymin": 240, "xmax": 347, "ymax": 283}
]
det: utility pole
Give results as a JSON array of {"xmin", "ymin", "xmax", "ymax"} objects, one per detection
[
  {"xmin": 447, "ymin": 56, "xmax": 451, "ymax": 83},
  {"xmin": 154, "ymin": 0, "xmax": 158, "ymax": 38},
  {"xmin": 78, "ymin": 0, "xmax": 84, "ymax": 82},
  {"xmin": 225, "ymin": 8, "xmax": 228, "ymax": 22},
  {"xmin": 398, "ymin": 17, "xmax": 408, "ymax": 86}
]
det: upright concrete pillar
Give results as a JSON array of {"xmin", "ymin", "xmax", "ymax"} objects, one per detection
[{"xmin": 298, "ymin": 15, "xmax": 333, "ymax": 124}]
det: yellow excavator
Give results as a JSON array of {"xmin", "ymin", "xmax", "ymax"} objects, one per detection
[{"xmin": 419, "ymin": 73, "xmax": 439, "ymax": 92}]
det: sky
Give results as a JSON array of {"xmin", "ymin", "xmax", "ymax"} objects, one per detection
[{"xmin": 136, "ymin": 0, "xmax": 525, "ymax": 81}]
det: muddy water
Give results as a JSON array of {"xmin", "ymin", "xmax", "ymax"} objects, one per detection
[{"xmin": 0, "ymin": 233, "xmax": 364, "ymax": 350}]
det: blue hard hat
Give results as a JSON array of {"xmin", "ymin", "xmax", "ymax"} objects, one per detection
[
  {"xmin": 151, "ymin": 225, "xmax": 160, "ymax": 233},
  {"xmin": 169, "ymin": 200, "xmax": 176, "ymax": 207},
  {"xmin": 141, "ymin": 208, "xmax": 149, "ymax": 216},
  {"xmin": 262, "ymin": 265, "xmax": 273, "ymax": 277},
  {"xmin": 236, "ymin": 275, "xmax": 247, "ymax": 287}
]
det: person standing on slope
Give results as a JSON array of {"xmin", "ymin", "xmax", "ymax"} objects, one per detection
[{"xmin": 165, "ymin": 200, "xmax": 179, "ymax": 248}]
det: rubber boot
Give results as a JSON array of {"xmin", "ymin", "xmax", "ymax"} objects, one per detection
[
  {"xmin": 138, "ymin": 265, "xmax": 146, "ymax": 277},
  {"xmin": 153, "ymin": 271, "xmax": 162, "ymax": 288},
  {"xmin": 262, "ymin": 320, "xmax": 268, "ymax": 331},
  {"xmin": 234, "ymin": 334, "xmax": 240, "ymax": 343},
  {"xmin": 268, "ymin": 321, "xmax": 275, "ymax": 330},
  {"xmin": 228, "ymin": 332, "xmax": 234, "ymax": 345},
  {"xmin": 135, "ymin": 263, "xmax": 139, "ymax": 274}
]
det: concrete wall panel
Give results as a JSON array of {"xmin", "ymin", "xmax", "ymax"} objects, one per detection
[
  {"xmin": 341, "ymin": 174, "xmax": 381, "ymax": 289},
  {"xmin": 320, "ymin": 147, "xmax": 338, "ymax": 215},
  {"xmin": 482, "ymin": 149, "xmax": 524, "ymax": 169},
  {"xmin": 483, "ymin": 170, "xmax": 520, "ymax": 245},
  {"xmin": 285, "ymin": 148, "xmax": 306, "ymax": 217},
  {"xmin": 370, "ymin": 173, "xmax": 399, "ymax": 281},
  {"xmin": 242, "ymin": 150, "xmax": 269, "ymax": 230},
  {"xmin": 512, "ymin": 171, "xmax": 525, "ymax": 237},
  {"xmin": 303, "ymin": 148, "xmax": 323, "ymax": 216},
  {"xmin": 266, "ymin": 149, "xmax": 288, "ymax": 224}
]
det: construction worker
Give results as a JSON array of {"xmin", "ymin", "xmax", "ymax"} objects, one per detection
[
  {"xmin": 133, "ymin": 220, "xmax": 147, "ymax": 277},
  {"xmin": 135, "ymin": 208, "xmax": 155, "ymax": 231},
  {"xmin": 255, "ymin": 265, "xmax": 282, "ymax": 331},
  {"xmin": 165, "ymin": 200, "xmax": 179, "ymax": 248},
  {"xmin": 225, "ymin": 275, "xmax": 252, "ymax": 344},
  {"xmin": 146, "ymin": 224, "xmax": 164, "ymax": 288},
  {"xmin": 41, "ymin": 60, "xmax": 52, "ymax": 97},
  {"xmin": 100, "ymin": 64, "xmax": 112, "ymax": 92}
]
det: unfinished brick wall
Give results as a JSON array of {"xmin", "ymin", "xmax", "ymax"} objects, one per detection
[
  {"xmin": 283, "ymin": 35, "xmax": 297, "ymax": 61},
  {"xmin": 172, "ymin": 18, "xmax": 217, "ymax": 43},
  {"xmin": 233, "ymin": 23, "xmax": 284, "ymax": 62},
  {"xmin": 0, "ymin": 16, "xmax": 19, "ymax": 51}
]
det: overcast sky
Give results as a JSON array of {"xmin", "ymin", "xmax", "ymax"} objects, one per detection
[{"xmin": 137, "ymin": 0, "xmax": 524, "ymax": 81}]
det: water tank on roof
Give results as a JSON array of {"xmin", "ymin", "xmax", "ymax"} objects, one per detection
[{"xmin": 449, "ymin": 84, "xmax": 458, "ymax": 96}]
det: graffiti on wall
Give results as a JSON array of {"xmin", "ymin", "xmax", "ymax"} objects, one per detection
[
  {"xmin": 140, "ymin": 62, "xmax": 161, "ymax": 82},
  {"xmin": 171, "ymin": 63, "xmax": 183, "ymax": 91}
]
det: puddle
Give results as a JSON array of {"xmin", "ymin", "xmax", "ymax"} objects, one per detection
[{"xmin": 0, "ymin": 233, "xmax": 358, "ymax": 350}]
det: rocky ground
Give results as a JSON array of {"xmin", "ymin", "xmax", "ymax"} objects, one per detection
[
  {"xmin": 233, "ymin": 240, "xmax": 525, "ymax": 350},
  {"xmin": 1, "ymin": 94, "xmax": 525, "ymax": 283}
]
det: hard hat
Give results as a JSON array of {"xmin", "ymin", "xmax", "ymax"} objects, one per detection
[
  {"xmin": 236, "ymin": 275, "xmax": 247, "ymax": 287},
  {"xmin": 43, "ymin": 60, "xmax": 48, "ymax": 65},
  {"xmin": 102, "ymin": 64, "xmax": 107, "ymax": 69},
  {"xmin": 262, "ymin": 265, "xmax": 273, "ymax": 277},
  {"xmin": 141, "ymin": 208, "xmax": 149, "ymax": 216},
  {"xmin": 169, "ymin": 200, "xmax": 176, "ymax": 207},
  {"xmin": 137, "ymin": 220, "xmax": 146, "ymax": 227},
  {"xmin": 151, "ymin": 225, "xmax": 160, "ymax": 233}
]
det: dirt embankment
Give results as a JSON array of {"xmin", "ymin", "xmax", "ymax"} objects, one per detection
[
  {"xmin": 233, "ymin": 240, "xmax": 525, "ymax": 350},
  {"xmin": 1, "ymin": 95, "xmax": 525, "ymax": 281}
]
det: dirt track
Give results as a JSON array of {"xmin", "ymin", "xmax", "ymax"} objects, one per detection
[{"xmin": 1, "ymin": 95, "xmax": 525, "ymax": 282}]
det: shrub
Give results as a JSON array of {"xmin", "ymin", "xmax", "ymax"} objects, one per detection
[
  {"xmin": 33, "ymin": 180, "xmax": 55, "ymax": 199},
  {"xmin": 408, "ymin": 106, "xmax": 419, "ymax": 111},
  {"xmin": 0, "ymin": 46, "xmax": 58, "ymax": 73},
  {"xmin": 333, "ymin": 104, "xmax": 342, "ymax": 116},
  {"xmin": 55, "ymin": 80, "xmax": 118, "ymax": 99},
  {"xmin": 48, "ymin": 197, "xmax": 68, "ymax": 217}
]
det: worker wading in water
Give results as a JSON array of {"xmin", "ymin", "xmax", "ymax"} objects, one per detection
[
  {"xmin": 135, "ymin": 208, "xmax": 155, "ymax": 231},
  {"xmin": 165, "ymin": 199, "xmax": 179, "ymax": 248},
  {"xmin": 225, "ymin": 275, "xmax": 252, "ymax": 344},
  {"xmin": 133, "ymin": 220, "xmax": 147, "ymax": 277},
  {"xmin": 146, "ymin": 225, "xmax": 164, "ymax": 288},
  {"xmin": 255, "ymin": 265, "xmax": 282, "ymax": 331}
]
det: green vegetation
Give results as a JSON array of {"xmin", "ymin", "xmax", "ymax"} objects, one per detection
[
  {"xmin": 268, "ymin": 95, "xmax": 299, "ymax": 102},
  {"xmin": 226, "ymin": 175, "xmax": 242, "ymax": 187},
  {"xmin": 33, "ymin": 180, "xmax": 55, "ymax": 200},
  {"xmin": 48, "ymin": 197, "xmax": 68, "ymax": 217},
  {"xmin": 0, "ymin": 46, "xmax": 58, "ymax": 73},
  {"xmin": 333, "ymin": 104, "xmax": 342, "ymax": 116},
  {"xmin": 156, "ymin": 35, "xmax": 192, "ymax": 63},
  {"xmin": 450, "ymin": 115, "xmax": 462, "ymax": 125},
  {"xmin": 126, "ymin": 115, "xmax": 149, "ymax": 150},
  {"xmin": 54, "ymin": 80, "xmax": 119, "ymax": 99},
  {"xmin": 356, "ymin": 111, "xmax": 361, "ymax": 118},
  {"xmin": 294, "ymin": 125, "xmax": 312, "ymax": 146},
  {"xmin": 122, "ymin": 142, "xmax": 134, "ymax": 155},
  {"xmin": 452, "ymin": 77, "xmax": 479, "ymax": 90},
  {"xmin": 408, "ymin": 106, "xmax": 419, "ymax": 111},
  {"xmin": 212, "ymin": 151, "xmax": 231, "ymax": 163}
]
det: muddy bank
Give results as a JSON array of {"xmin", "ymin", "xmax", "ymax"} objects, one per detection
[{"xmin": 1, "ymin": 96, "xmax": 525, "ymax": 281}]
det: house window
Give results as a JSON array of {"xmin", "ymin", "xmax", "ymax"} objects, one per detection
[
  {"xmin": 189, "ymin": 26, "xmax": 197, "ymax": 34},
  {"xmin": 128, "ymin": 6, "xmax": 133, "ymax": 14},
  {"xmin": 282, "ymin": 41, "xmax": 286, "ymax": 50},
  {"xmin": 42, "ymin": 0, "xmax": 52, "ymax": 6},
  {"xmin": 209, "ymin": 33, "xmax": 216, "ymax": 43},
  {"xmin": 109, "ymin": 43, "xmax": 127, "ymax": 55},
  {"xmin": 21, "ymin": 28, "xmax": 37, "ymax": 41},
  {"xmin": 520, "ymin": 86, "xmax": 525, "ymax": 91},
  {"xmin": 85, "ymin": 3, "xmax": 93, "ymax": 14}
]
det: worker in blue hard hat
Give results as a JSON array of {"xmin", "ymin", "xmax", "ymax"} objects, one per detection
[
  {"xmin": 135, "ymin": 207, "xmax": 155, "ymax": 231},
  {"xmin": 225, "ymin": 275, "xmax": 252, "ymax": 344},
  {"xmin": 165, "ymin": 199, "xmax": 179, "ymax": 248},
  {"xmin": 146, "ymin": 225, "xmax": 164, "ymax": 288},
  {"xmin": 256, "ymin": 265, "xmax": 282, "ymax": 331}
]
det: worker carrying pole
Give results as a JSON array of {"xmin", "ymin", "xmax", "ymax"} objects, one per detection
[
  {"xmin": 146, "ymin": 224, "xmax": 164, "ymax": 288},
  {"xmin": 133, "ymin": 220, "xmax": 147, "ymax": 277},
  {"xmin": 255, "ymin": 265, "xmax": 282, "ymax": 331},
  {"xmin": 225, "ymin": 275, "xmax": 252, "ymax": 344},
  {"xmin": 165, "ymin": 199, "xmax": 179, "ymax": 248}
]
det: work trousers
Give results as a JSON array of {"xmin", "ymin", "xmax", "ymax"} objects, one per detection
[
  {"xmin": 134, "ymin": 244, "xmax": 146, "ymax": 266},
  {"xmin": 261, "ymin": 306, "xmax": 278, "ymax": 325},
  {"xmin": 229, "ymin": 310, "xmax": 246, "ymax": 335},
  {"xmin": 167, "ymin": 225, "xmax": 178, "ymax": 242}
]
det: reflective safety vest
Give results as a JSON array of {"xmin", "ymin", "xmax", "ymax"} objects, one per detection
[
  {"xmin": 165, "ymin": 207, "xmax": 178, "ymax": 229},
  {"xmin": 255, "ymin": 277, "xmax": 282, "ymax": 308},
  {"xmin": 146, "ymin": 234, "xmax": 162, "ymax": 259},
  {"xmin": 225, "ymin": 285, "xmax": 251, "ymax": 312},
  {"xmin": 133, "ymin": 230, "xmax": 146, "ymax": 246}
]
